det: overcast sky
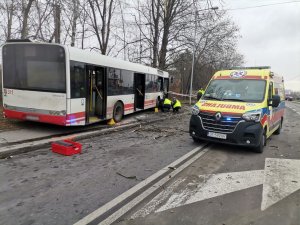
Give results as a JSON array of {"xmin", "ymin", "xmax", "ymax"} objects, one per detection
[{"xmin": 218, "ymin": 0, "xmax": 300, "ymax": 91}]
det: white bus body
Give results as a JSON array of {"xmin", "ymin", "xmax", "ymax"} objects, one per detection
[{"xmin": 1, "ymin": 41, "xmax": 169, "ymax": 126}]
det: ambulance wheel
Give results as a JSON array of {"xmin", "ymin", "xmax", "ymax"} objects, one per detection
[
  {"xmin": 113, "ymin": 101, "xmax": 124, "ymax": 123},
  {"xmin": 192, "ymin": 136, "xmax": 201, "ymax": 143},
  {"xmin": 253, "ymin": 130, "xmax": 266, "ymax": 153},
  {"xmin": 274, "ymin": 118, "xmax": 283, "ymax": 135}
]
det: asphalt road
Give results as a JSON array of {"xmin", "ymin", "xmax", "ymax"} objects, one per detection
[
  {"xmin": 0, "ymin": 108, "xmax": 197, "ymax": 225},
  {"xmin": 117, "ymin": 101, "xmax": 300, "ymax": 225},
  {"xmin": 0, "ymin": 103, "xmax": 300, "ymax": 225}
]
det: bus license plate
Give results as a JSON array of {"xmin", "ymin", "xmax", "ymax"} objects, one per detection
[
  {"xmin": 26, "ymin": 115, "xmax": 39, "ymax": 121},
  {"xmin": 207, "ymin": 132, "xmax": 227, "ymax": 140}
]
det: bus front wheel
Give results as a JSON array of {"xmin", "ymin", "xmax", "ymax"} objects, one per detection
[{"xmin": 113, "ymin": 101, "xmax": 124, "ymax": 123}]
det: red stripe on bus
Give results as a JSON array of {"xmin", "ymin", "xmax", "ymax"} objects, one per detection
[
  {"xmin": 124, "ymin": 103, "xmax": 134, "ymax": 110},
  {"xmin": 66, "ymin": 112, "xmax": 85, "ymax": 120},
  {"xmin": 3, "ymin": 109, "xmax": 66, "ymax": 126}
]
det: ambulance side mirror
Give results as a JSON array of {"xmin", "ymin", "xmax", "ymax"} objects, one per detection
[{"xmin": 269, "ymin": 95, "xmax": 280, "ymax": 107}]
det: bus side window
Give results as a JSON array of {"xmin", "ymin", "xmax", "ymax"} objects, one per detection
[
  {"xmin": 70, "ymin": 61, "xmax": 86, "ymax": 98},
  {"xmin": 158, "ymin": 77, "xmax": 163, "ymax": 91}
]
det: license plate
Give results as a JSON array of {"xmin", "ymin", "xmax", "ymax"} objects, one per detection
[
  {"xmin": 207, "ymin": 132, "xmax": 227, "ymax": 139},
  {"xmin": 26, "ymin": 115, "xmax": 39, "ymax": 121}
]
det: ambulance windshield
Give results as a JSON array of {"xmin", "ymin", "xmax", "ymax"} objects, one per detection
[{"xmin": 203, "ymin": 79, "xmax": 266, "ymax": 103}]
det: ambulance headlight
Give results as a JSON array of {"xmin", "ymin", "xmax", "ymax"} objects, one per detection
[
  {"xmin": 242, "ymin": 109, "xmax": 262, "ymax": 122},
  {"xmin": 191, "ymin": 104, "xmax": 200, "ymax": 115}
]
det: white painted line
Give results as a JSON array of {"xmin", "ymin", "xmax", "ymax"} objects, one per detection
[
  {"xmin": 261, "ymin": 158, "xmax": 300, "ymax": 210},
  {"xmin": 133, "ymin": 170, "xmax": 264, "ymax": 217},
  {"xmin": 74, "ymin": 144, "xmax": 208, "ymax": 225},
  {"xmin": 159, "ymin": 170, "xmax": 264, "ymax": 213},
  {"xmin": 131, "ymin": 158, "xmax": 300, "ymax": 218},
  {"xmin": 131, "ymin": 178, "xmax": 187, "ymax": 219},
  {"xmin": 98, "ymin": 147, "xmax": 209, "ymax": 225}
]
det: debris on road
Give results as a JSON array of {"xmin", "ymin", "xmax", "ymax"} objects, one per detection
[{"xmin": 116, "ymin": 172, "xmax": 137, "ymax": 180}]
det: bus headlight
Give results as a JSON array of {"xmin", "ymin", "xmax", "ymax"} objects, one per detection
[
  {"xmin": 191, "ymin": 104, "xmax": 200, "ymax": 115},
  {"xmin": 242, "ymin": 109, "xmax": 262, "ymax": 122}
]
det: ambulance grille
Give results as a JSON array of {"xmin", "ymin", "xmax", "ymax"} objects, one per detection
[{"xmin": 199, "ymin": 111, "xmax": 242, "ymax": 133}]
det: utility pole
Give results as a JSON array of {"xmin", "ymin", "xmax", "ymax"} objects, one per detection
[
  {"xmin": 189, "ymin": 4, "xmax": 218, "ymax": 104},
  {"xmin": 138, "ymin": 0, "xmax": 142, "ymax": 63},
  {"xmin": 189, "ymin": 0, "xmax": 197, "ymax": 105}
]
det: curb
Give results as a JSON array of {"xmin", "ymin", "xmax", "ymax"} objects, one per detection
[{"xmin": 0, "ymin": 112, "xmax": 189, "ymax": 159}]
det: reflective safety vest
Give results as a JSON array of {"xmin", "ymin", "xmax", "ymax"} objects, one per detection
[
  {"xmin": 198, "ymin": 89, "xmax": 204, "ymax": 95},
  {"xmin": 163, "ymin": 98, "xmax": 172, "ymax": 105},
  {"xmin": 173, "ymin": 100, "xmax": 181, "ymax": 108}
]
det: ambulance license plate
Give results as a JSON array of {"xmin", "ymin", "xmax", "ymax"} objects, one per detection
[{"xmin": 207, "ymin": 132, "xmax": 227, "ymax": 140}]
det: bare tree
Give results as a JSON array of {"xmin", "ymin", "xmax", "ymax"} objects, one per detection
[
  {"xmin": 87, "ymin": 0, "xmax": 116, "ymax": 55},
  {"xmin": 20, "ymin": 0, "xmax": 35, "ymax": 39},
  {"xmin": 0, "ymin": 0, "xmax": 16, "ymax": 41}
]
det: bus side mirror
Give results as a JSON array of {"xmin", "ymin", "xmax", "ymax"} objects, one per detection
[{"xmin": 269, "ymin": 95, "xmax": 280, "ymax": 107}]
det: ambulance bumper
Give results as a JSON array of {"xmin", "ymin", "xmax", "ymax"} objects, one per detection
[{"xmin": 189, "ymin": 115, "xmax": 263, "ymax": 147}]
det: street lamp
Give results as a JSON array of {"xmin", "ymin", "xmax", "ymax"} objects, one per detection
[{"xmin": 189, "ymin": 4, "xmax": 219, "ymax": 105}]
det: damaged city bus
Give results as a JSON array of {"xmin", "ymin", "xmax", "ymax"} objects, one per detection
[
  {"xmin": 1, "ymin": 40, "xmax": 169, "ymax": 126},
  {"xmin": 189, "ymin": 67, "xmax": 285, "ymax": 153}
]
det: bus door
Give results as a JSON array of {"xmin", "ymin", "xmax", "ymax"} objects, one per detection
[
  {"xmin": 163, "ymin": 78, "xmax": 169, "ymax": 95},
  {"xmin": 134, "ymin": 73, "xmax": 145, "ymax": 110},
  {"xmin": 86, "ymin": 66, "xmax": 106, "ymax": 123}
]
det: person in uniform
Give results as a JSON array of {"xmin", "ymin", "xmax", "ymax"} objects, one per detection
[
  {"xmin": 172, "ymin": 97, "xmax": 181, "ymax": 113},
  {"xmin": 197, "ymin": 88, "xmax": 205, "ymax": 100},
  {"xmin": 162, "ymin": 95, "xmax": 172, "ymax": 112}
]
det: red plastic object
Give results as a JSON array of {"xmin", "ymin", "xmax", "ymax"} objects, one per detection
[{"xmin": 51, "ymin": 139, "xmax": 82, "ymax": 156}]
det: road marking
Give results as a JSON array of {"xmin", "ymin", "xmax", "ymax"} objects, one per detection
[
  {"xmin": 158, "ymin": 170, "xmax": 264, "ymax": 212},
  {"xmin": 133, "ymin": 170, "xmax": 264, "ymax": 217},
  {"xmin": 74, "ymin": 143, "xmax": 208, "ymax": 225},
  {"xmin": 261, "ymin": 158, "xmax": 300, "ymax": 210},
  {"xmin": 131, "ymin": 158, "xmax": 300, "ymax": 219}
]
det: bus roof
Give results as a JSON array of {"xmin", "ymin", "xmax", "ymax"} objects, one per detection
[
  {"xmin": 67, "ymin": 46, "xmax": 169, "ymax": 78},
  {"xmin": 3, "ymin": 41, "xmax": 169, "ymax": 78}
]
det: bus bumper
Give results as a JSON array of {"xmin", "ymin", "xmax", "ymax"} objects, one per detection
[
  {"xmin": 3, "ymin": 109, "xmax": 67, "ymax": 126},
  {"xmin": 189, "ymin": 115, "xmax": 263, "ymax": 147}
]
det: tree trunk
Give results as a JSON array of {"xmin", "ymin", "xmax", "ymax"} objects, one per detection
[
  {"xmin": 21, "ymin": 0, "xmax": 34, "ymax": 39},
  {"xmin": 54, "ymin": 3, "xmax": 61, "ymax": 43},
  {"xmin": 71, "ymin": 0, "xmax": 79, "ymax": 46}
]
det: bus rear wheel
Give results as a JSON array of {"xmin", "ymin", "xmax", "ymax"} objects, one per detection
[{"xmin": 113, "ymin": 101, "xmax": 124, "ymax": 123}]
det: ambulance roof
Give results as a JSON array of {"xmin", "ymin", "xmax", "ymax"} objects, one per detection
[{"xmin": 212, "ymin": 67, "xmax": 283, "ymax": 83}]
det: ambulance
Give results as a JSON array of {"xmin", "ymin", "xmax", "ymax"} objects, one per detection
[{"xmin": 189, "ymin": 67, "xmax": 285, "ymax": 153}]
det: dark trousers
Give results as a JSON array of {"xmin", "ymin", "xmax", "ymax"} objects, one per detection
[
  {"xmin": 162, "ymin": 104, "xmax": 171, "ymax": 112},
  {"xmin": 173, "ymin": 107, "xmax": 181, "ymax": 112}
]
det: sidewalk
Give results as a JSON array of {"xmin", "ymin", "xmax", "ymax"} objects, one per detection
[{"xmin": 0, "ymin": 106, "xmax": 191, "ymax": 158}]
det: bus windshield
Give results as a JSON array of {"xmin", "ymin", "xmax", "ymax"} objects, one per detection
[
  {"xmin": 203, "ymin": 79, "xmax": 266, "ymax": 103},
  {"xmin": 2, "ymin": 44, "xmax": 66, "ymax": 93}
]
